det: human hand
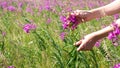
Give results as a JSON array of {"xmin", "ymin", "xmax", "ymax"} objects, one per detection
[
  {"xmin": 70, "ymin": 10, "xmax": 93, "ymax": 24},
  {"xmin": 74, "ymin": 32, "xmax": 100, "ymax": 51}
]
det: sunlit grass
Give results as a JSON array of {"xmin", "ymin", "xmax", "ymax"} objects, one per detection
[{"xmin": 0, "ymin": 0, "xmax": 120, "ymax": 68}]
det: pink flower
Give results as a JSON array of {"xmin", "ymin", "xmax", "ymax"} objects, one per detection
[
  {"xmin": 113, "ymin": 63, "xmax": 120, "ymax": 68},
  {"xmin": 47, "ymin": 18, "xmax": 51, "ymax": 24},
  {"xmin": 7, "ymin": 6, "xmax": 16, "ymax": 11},
  {"xmin": 60, "ymin": 32, "xmax": 66, "ymax": 40},
  {"xmin": 114, "ymin": 14, "xmax": 119, "ymax": 20},
  {"xmin": 18, "ymin": 2, "xmax": 23, "ymax": 8},
  {"xmin": 39, "ymin": 6, "xmax": 43, "ymax": 12},
  {"xmin": 108, "ymin": 23, "xmax": 120, "ymax": 46},
  {"xmin": 8, "ymin": 66, "xmax": 15, "ymax": 68},
  {"xmin": 26, "ymin": 7, "xmax": 32, "ymax": 13},
  {"xmin": 23, "ymin": 23, "xmax": 36, "ymax": 33},
  {"xmin": 0, "ymin": 1, "xmax": 8, "ymax": 9},
  {"xmin": 95, "ymin": 40, "xmax": 101, "ymax": 48},
  {"xmin": 60, "ymin": 16, "xmax": 68, "ymax": 29},
  {"xmin": 2, "ymin": 31, "xmax": 6, "ymax": 36},
  {"xmin": 60, "ymin": 15, "xmax": 78, "ymax": 30}
]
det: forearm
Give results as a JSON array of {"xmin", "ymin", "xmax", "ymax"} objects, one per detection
[
  {"xmin": 104, "ymin": 0, "xmax": 120, "ymax": 16},
  {"xmin": 94, "ymin": 19, "xmax": 120, "ymax": 40},
  {"xmin": 94, "ymin": 25, "xmax": 114, "ymax": 40},
  {"xmin": 89, "ymin": 0, "xmax": 120, "ymax": 20}
]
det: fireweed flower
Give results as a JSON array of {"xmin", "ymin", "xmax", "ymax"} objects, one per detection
[
  {"xmin": 8, "ymin": 66, "xmax": 15, "ymax": 68},
  {"xmin": 45, "ymin": 4, "xmax": 51, "ymax": 11},
  {"xmin": 113, "ymin": 63, "xmax": 120, "ymax": 68},
  {"xmin": 45, "ymin": 0, "xmax": 51, "ymax": 11},
  {"xmin": 60, "ymin": 15, "xmax": 78, "ymax": 30},
  {"xmin": 95, "ymin": 40, "xmax": 101, "ymax": 48},
  {"xmin": 23, "ymin": 23, "xmax": 36, "ymax": 33},
  {"xmin": 108, "ymin": 23, "xmax": 120, "ymax": 46},
  {"xmin": 0, "ymin": 1, "xmax": 8, "ymax": 9},
  {"xmin": 114, "ymin": 14, "xmax": 119, "ymax": 20},
  {"xmin": 60, "ymin": 16, "xmax": 68, "ymax": 29},
  {"xmin": 26, "ymin": 7, "xmax": 32, "ymax": 13},
  {"xmin": 18, "ymin": 2, "xmax": 23, "ymax": 8},
  {"xmin": 60, "ymin": 32, "xmax": 66, "ymax": 40},
  {"xmin": 39, "ymin": 6, "xmax": 43, "ymax": 12},
  {"xmin": 7, "ymin": 6, "xmax": 16, "ymax": 11},
  {"xmin": 47, "ymin": 18, "xmax": 51, "ymax": 24},
  {"xmin": 2, "ymin": 31, "xmax": 6, "ymax": 36}
]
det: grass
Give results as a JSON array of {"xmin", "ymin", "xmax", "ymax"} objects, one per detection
[{"xmin": 0, "ymin": 0, "xmax": 120, "ymax": 68}]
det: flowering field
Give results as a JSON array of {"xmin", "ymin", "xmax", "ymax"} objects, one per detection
[{"xmin": 0, "ymin": 0, "xmax": 120, "ymax": 68}]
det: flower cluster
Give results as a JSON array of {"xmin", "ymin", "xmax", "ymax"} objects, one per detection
[
  {"xmin": 7, "ymin": 6, "xmax": 16, "ymax": 11},
  {"xmin": 113, "ymin": 63, "xmax": 120, "ymax": 68},
  {"xmin": 60, "ymin": 14, "xmax": 78, "ymax": 30},
  {"xmin": 8, "ymin": 66, "xmax": 15, "ymax": 68},
  {"xmin": 108, "ymin": 23, "xmax": 120, "ymax": 46},
  {"xmin": 23, "ymin": 23, "xmax": 36, "ymax": 33}
]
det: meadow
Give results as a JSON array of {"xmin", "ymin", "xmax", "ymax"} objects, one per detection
[{"xmin": 0, "ymin": 0, "xmax": 120, "ymax": 68}]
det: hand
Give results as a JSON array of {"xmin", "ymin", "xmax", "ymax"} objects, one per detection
[
  {"xmin": 70, "ymin": 10, "xmax": 93, "ymax": 24},
  {"xmin": 74, "ymin": 32, "xmax": 100, "ymax": 51}
]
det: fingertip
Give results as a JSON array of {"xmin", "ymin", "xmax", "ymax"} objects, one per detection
[
  {"xmin": 77, "ymin": 47, "xmax": 81, "ymax": 51},
  {"xmin": 77, "ymin": 43, "xmax": 84, "ymax": 51},
  {"xmin": 74, "ymin": 40, "xmax": 82, "ymax": 46}
]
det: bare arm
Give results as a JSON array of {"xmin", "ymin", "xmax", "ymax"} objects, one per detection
[
  {"xmin": 88, "ymin": 0, "xmax": 120, "ymax": 20},
  {"xmin": 75, "ymin": 19, "xmax": 120, "ymax": 51},
  {"xmin": 95, "ymin": 19, "xmax": 120, "ymax": 40}
]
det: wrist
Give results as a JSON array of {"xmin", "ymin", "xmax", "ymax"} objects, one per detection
[{"xmin": 88, "ymin": 7, "xmax": 106, "ymax": 20}]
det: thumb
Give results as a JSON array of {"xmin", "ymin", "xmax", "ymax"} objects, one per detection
[
  {"xmin": 77, "ymin": 41, "xmax": 85, "ymax": 51},
  {"xmin": 74, "ymin": 40, "xmax": 82, "ymax": 46}
]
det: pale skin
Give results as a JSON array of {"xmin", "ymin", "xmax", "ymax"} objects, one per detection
[{"xmin": 71, "ymin": 0, "xmax": 120, "ymax": 51}]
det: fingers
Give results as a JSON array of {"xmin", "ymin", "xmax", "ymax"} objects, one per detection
[
  {"xmin": 74, "ymin": 40, "xmax": 82, "ymax": 46},
  {"xmin": 70, "ymin": 10, "xmax": 85, "ymax": 16},
  {"xmin": 77, "ymin": 41, "xmax": 85, "ymax": 51}
]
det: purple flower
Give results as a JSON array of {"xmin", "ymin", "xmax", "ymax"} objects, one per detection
[
  {"xmin": 113, "ymin": 63, "xmax": 120, "ymax": 68},
  {"xmin": 108, "ymin": 23, "xmax": 120, "ymax": 46},
  {"xmin": 108, "ymin": 32, "xmax": 116, "ymax": 40},
  {"xmin": 26, "ymin": 7, "xmax": 32, "ymax": 13},
  {"xmin": 60, "ymin": 32, "xmax": 66, "ymax": 40},
  {"xmin": 0, "ymin": 1, "xmax": 8, "ymax": 9},
  {"xmin": 62, "ymin": 23, "xmax": 69, "ymax": 29},
  {"xmin": 8, "ymin": 66, "xmax": 15, "ymax": 68},
  {"xmin": 7, "ymin": 6, "xmax": 16, "ymax": 11},
  {"xmin": 39, "ymin": 6, "xmax": 43, "ymax": 12},
  {"xmin": 45, "ymin": 5, "xmax": 51, "ymax": 10},
  {"xmin": 67, "ymin": 15, "xmax": 78, "ymax": 30},
  {"xmin": 88, "ymin": 2, "xmax": 95, "ymax": 9},
  {"xmin": 2, "ymin": 31, "xmax": 6, "ymax": 36},
  {"xmin": 60, "ymin": 16, "xmax": 67, "ymax": 23},
  {"xmin": 114, "ymin": 28, "xmax": 120, "ymax": 35},
  {"xmin": 95, "ymin": 40, "xmax": 101, "ymax": 48},
  {"xmin": 60, "ymin": 15, "xmax": 78, "ymax": 30},
  {"xmin": 114, "ymin": 14, "xmax": 119, "ymax": 20},
  {"xmin": 67, "ymin": 15, "xmax": 76, "ymax": 23},
  {"xmin": 23, "ymin": 23, "xmax": 36, "ymax": 33},
  {"xmin": 60, "ymin": 16, "xmax": 68, "ymax": 29},
  {"xmin": 98, "ymin": 0, "xmax": 104, "ymax": 6},
  {"xmin": 18, "ymin": 2, "xmax": 23, "ymax": 8},
  {"xmin": 47, "ymin": 18, "xmax": 51, "ymax": 24},
  {"xmin": 45, "ymin": 0, "xmax": 51, "ymax": 10}
]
